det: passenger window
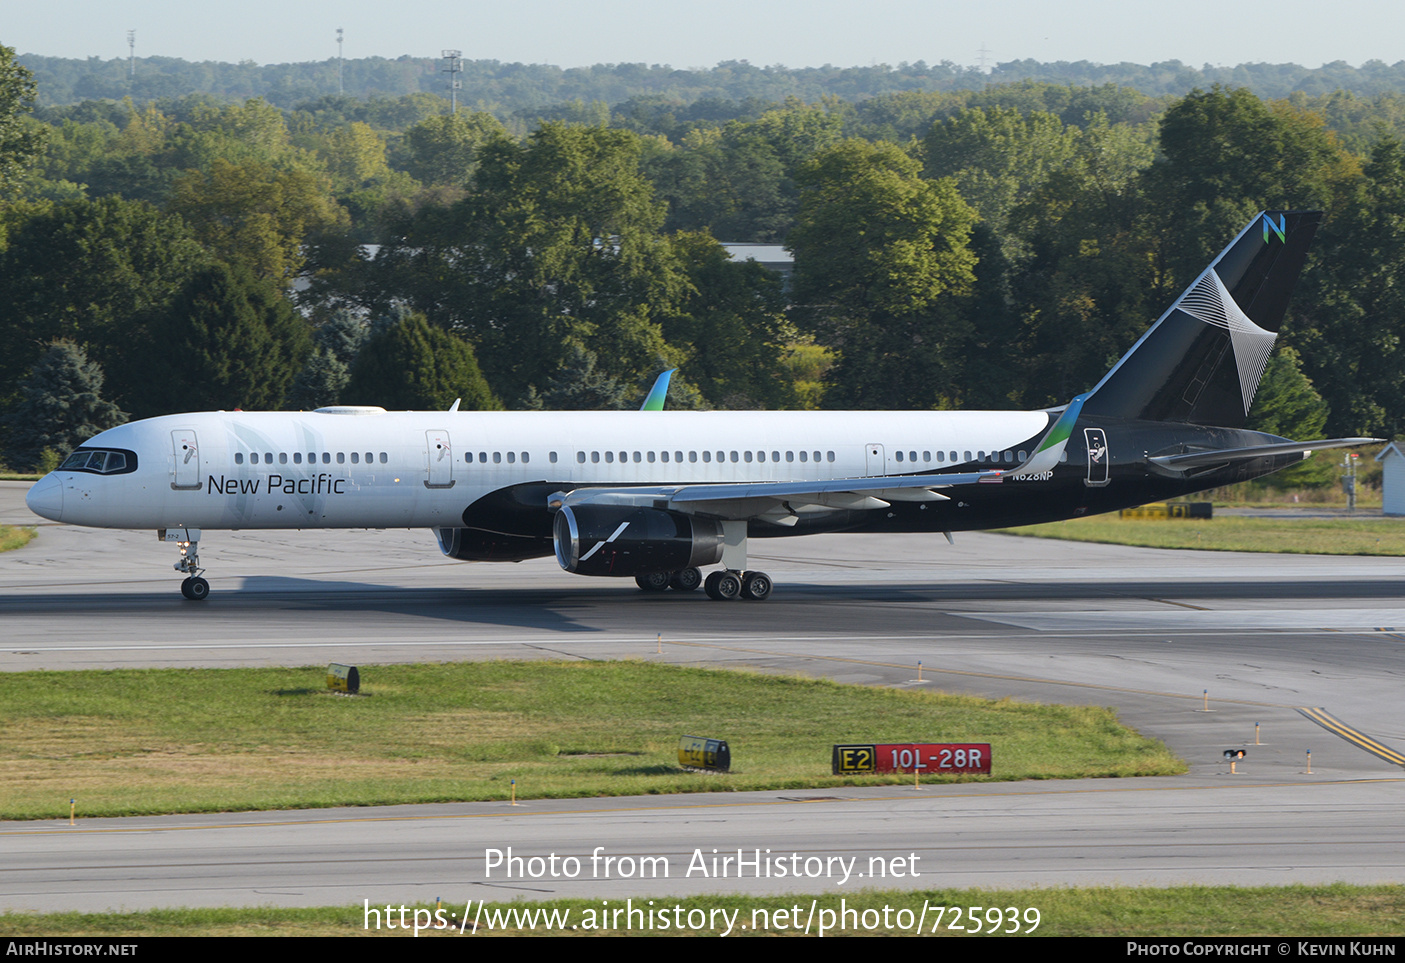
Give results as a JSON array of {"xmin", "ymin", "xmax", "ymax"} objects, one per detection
[
  {"xmin": 744, "ymin": 451, "xmax": 753, "ymax": 463},
  {"xmin": 688, "ymin": 451, "xmax": 697, "ymax": 463},
  {"xmin": 648, "ymin": 451, "xmax": 656, "ymax": 463},
  {"xmin": 337, "ymin": 452, "xmax": 345, "ymax": 464},
  {"xmin": 522, "ymin": 452, "xmax": 530, "ymax": 464},
  {"xmin": 493, "ymin": 452, "xmax": 502, "ymax": 464},
  {"xmin": 591, "ymin": 451, "xmax": 600, "ymax": 463},
  {"xmin": 322, "ymin": 453, "xmax": 331, "ymax": 464},
  {"xmin": 507, "ymin": 452, "xmax": 515, "ymax": 464},
  {"xmin": 633, "ymin": 452, "xmax": 641, "ymax": 463},
  {"xmin": 660, "ymin": 451, "xmax": 668, "ymax": 463},
  {"xmin": 896, "ymin": 451, "xmax": 904, "ymax": 462},
  {"xmin": 800, "ymin": 451, "xmax": 808, "ymax": 462},
  {"xmin": 606, "ymin": 451, "xmax": 614, "ymax": 463},
  {"xmin": 703, "ymin": 451, "xmax": 711, "ymax": 463},
  {"xmin": 478, "ymin": 452, "xmax": 487, "ymax": 463},
  {"xmin": 280, "ymin": 452, "xmax": 288, "ymax": 465},
  {"xmin": 351, "ymin": 452, "xmax": 360, "ymax": 464},
  {"xmin": 827, "ymin": 451, "xmax": 835, "ymax": 462},
  {"xmin": 936, "ymin": 451, "xmax": 944, "ymax": 463},
  {"xmin": 813, "ymin": 451, "xmax": 822, "ymax": 462},
  {"xmin": 380, "ymin": 453, "xmax": 387, "ymax": 464},
  {"xmin": 576, "ymin": 451, "xmax": 585, "ymax": 463},
  {"xmin": 923, "ymin": 451, "xmax": 930, "ymax": 462},
  {"xmin": 786, "ymin": 451, "xmax": 794, "ymax": 462},
  {"xmin": 293, "ymin": 452, "xmax": 302, "ymax": 464},
  {"xmin": 910, "ymin": 451, "xmax": 917, "ymax": 462},
  {"xmin": 235, "ymin": 452, "xmax": 244, "ymax": 465},
  {"xmin": 1018, "ymin": 450, "xmax": 1027, "ymax": 460},
  {"xmin": 676, "ymin": 451, "xmax": 683, "ymax": 462},
  {"xmin": 730, "ymin": 451, "xmax": 739, "ymax": 463}
]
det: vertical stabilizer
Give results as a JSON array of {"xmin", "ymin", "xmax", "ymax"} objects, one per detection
[{"xmin": 1080, "ymin": 210, "xmax": 1321, "ymax": 428}]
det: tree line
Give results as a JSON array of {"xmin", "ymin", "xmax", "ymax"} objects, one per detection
[{"xmin": 3, "ymin": 42, "xmax": 1404, "ymax": 494}]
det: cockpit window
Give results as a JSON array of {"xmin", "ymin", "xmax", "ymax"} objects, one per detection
[{"xmin": 59, "ymin": 447, "xmax": 138, "ymax": 475}]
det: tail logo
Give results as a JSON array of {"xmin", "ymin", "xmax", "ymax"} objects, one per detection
[
  {"xmin": 1176, "ymin": 268, "xmax": 1277, "ymax": 414},
  {"xmin": 1262, "ymin": 213, "xmax": 1287, "ymax": 244}
]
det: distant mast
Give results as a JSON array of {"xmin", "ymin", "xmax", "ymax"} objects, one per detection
[
  {"xmin": 337, "ymin": 27, "xmax": 344, "ymax": 95},
  {"xmin": 442, "ymin": 50, "xmax": 463, "ymax": 113}
]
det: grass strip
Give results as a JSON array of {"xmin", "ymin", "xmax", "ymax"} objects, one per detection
[
  {"xmin": 2, "ymin": 884, "xmax": 1401, "ymax": 936},
  {"xmin": 0, "ymin": 525, "xmax": 35, "ymax": 552},
  {"xmin": 998, "ymin": 515, "xmax": 1405, "ymax": 555},
  {"xmin": 0, "ymin": 661, "xmax": 1181, "ymax": 820}
]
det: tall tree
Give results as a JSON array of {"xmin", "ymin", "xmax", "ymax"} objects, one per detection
[
  {"xmin": 0, "ymin": 196, "xmax": 208, "ymax": 400},
  {"xmin": 344, "ymin": 311, "xmax": 499, "ymax": 411},
  {"xmin": 126, "ymin": 263, "xmax": 312, "ymax": 418},
  {"xmin": 0, "ymin": 340, "xmax": 126, "ymax": 471},
  {"xmin": 0, "ymin": 43, "xmax": 46, "ymax": 196},
  {"xmin": 167, "ymin": 158, "xmax": 348, "ymax": 283},
  {"xmin": 789, "ymin": 139, "xmax": 977, "ymax": 408}
]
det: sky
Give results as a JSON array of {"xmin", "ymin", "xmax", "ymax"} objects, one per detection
[{"xmin": 6, "ymin": 0, "xmax": 1402, "ymax": 70}]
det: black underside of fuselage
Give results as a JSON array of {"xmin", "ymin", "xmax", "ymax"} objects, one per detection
[{"xmin": 444, "ymin": 420, "xmax": 1300, "ymax": 563}]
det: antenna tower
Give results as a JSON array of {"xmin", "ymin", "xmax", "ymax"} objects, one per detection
[
  {"xmin": 442, "ymin": 50, "xmax": 463, "ymax": 113},
  {"xmin": 337, "ymin": 28, "xmax": 345, "ymax": 95}
]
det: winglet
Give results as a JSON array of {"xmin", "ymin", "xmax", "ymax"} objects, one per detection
[
  {"xmin": 640, "ymin": 369, "xmax": 676, "ymax": 411},
  {"xmin": 448, "ymin": 398, "xmax": 461, "ymax": 413}
]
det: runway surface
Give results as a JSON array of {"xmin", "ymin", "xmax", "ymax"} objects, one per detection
[{"xmin": 3, "ymin": 481, "xmax": 1405, "ymax": 913}]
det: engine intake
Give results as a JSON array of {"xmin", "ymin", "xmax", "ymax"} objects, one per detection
[{"xmin": 553, "ymin": 505, "xmax": 724, "ymax": 576}]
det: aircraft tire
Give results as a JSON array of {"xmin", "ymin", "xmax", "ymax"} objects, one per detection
[
  {"xmin": 669, "ymin": 567, "xmax": 703, "ymax": 592},
  {"xmin": 183, "ymin": 576, "xmax": 210, "ymax": 601},
  {"xmin": 740, "ymin": 571, "xmax": 773, "ymax": 601},
  {"xmin": 635, "ymin": 572, "xmax": 671, "ymax": 592},
  {"xmin": 706, "ymin": 571, "xmax": 741, "ymax": 601}
]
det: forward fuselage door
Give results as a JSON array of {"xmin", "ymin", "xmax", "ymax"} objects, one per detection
[
  {"xmin": 425, "ymin": 430, "xmax": 456, "ymax": 489},
  {"xmin": 866, "ymin": 444, "xmax": 886, "ymax": 477},
  {"xmin": 170, "ymin": 429, "xmax": 201, "ymax": 490}
]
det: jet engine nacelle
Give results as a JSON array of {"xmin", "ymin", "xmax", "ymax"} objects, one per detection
[{"xmin": 553, "ymin": 504, "xmax": 724, "ymax": 577}]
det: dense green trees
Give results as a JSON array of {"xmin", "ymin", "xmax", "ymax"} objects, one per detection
[
  {"xmin": 0, "ymin": 44, "xmax": 45, "ymax": 195},
  {"xmin": 789, "ymin": 139, "xmax": 977, "ymax": 408},
  {"xmin": 125, "ymin": 264, "xmax": 312, "ymax": 419},
  {"xmin": 10, "ymin": 67, "xmax": 1405, "ymax": 486},
  {"xmin": 344, "ymin": 312, "xmax": 499, "ymax": 411},
  {"xmin": 0, "ymin": 340, "xmax": 126, "ymax": 471}
]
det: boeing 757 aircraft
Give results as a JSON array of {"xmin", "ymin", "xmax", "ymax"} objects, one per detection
[{"xmin": 25, "ymin": 211, "xmax": 1376, "ymax": 601}]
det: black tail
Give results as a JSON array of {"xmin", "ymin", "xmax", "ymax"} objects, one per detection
[{"xmin": 1080, "ymin": 210, "xmax": 1321, "ymax": 428}]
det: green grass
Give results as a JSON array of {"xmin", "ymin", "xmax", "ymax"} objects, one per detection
[
  {"xmin": 0, "ymin": 661, "xmax": 1182, "ymax": 820},
  {"xmin": 999, "ymin": 515, "xmax": 1405, "ymax": 555},
  {"xmin": 2, "ymin": 884, "xmax": 1400, "ymax": 936},
  {"xmin": 0, "ymin": 525, "xmax": 35, "ymax": 552}
]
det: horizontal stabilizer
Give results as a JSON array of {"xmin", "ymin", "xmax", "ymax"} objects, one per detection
[{"xmin": 1149, "ymin": 437, "xmax": 1380, "ymax": 470}]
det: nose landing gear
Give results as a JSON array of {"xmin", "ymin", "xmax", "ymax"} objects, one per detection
[{"xmin": 161, "ymin": 528, "xmax": 210, "ymax": 601}]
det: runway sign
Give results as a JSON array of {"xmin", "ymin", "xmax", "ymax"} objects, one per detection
[
  {"xmin": 678, "ymin": 735, "xmax": 730, "ymax": 772},
  {"xmin": 833, "ymin": 743, "xmax": 991, "ymax": 775}
]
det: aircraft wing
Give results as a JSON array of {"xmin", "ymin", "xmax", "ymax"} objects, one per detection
[
  {"xmin": 551, "ymin": 469, "xmax": 1004, "ymax": 522},
  {"xmin": 1149, "ymin": 437, "xmax": 1380, "ymax": 470}
]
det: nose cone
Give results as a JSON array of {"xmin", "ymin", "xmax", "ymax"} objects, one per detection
[{"xmin": 25, "ymin": 473, "xmax": 63, "ymax": 521}]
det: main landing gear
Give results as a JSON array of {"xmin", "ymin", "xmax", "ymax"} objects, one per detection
[
  {"xmin": 635, "ymin": 567, "xmax": 704, "ymax": 593},
  {"xmin": 163, "ymin": 528, "xmax": 210, "ymax": 601},
  {"xmin": 703, "ymin": 569, "xmax": 773, "ymax": 602},
  {"xmin": 634, "ymin": 567, "xmax": 774, "ymax": 600}
]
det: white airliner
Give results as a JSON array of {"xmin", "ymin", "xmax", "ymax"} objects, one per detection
[{"xmin": 24, "ymin": 211, "xmax": 1376, "ymax": 601}]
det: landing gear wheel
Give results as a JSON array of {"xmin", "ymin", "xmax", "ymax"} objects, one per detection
[
  {"xmin": 669, "ymin": 567, "xmax": 703, "ymax": 592},
  {"xmin": 705, "ymin": 570, "xmax": 742, "ymax": 601},
  {"xmin": 635, "ymin": 572, "xmax": 671, "ymax": 592},
  {"xmin": 181, "ymin": 576, "xmax": 210, "ymax": 601},
  {"xmin": 740, "ymin": 571, "xmax": 773, "ymax": 601}
]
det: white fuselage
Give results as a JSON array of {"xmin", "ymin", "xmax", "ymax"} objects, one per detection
[{"xmin": 30, "ymin": 408, "xmax": 1051, "ymax": 531}]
